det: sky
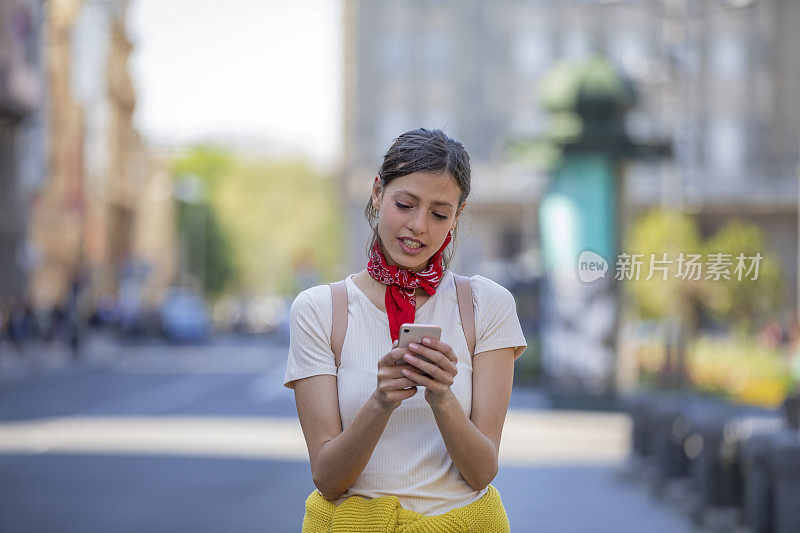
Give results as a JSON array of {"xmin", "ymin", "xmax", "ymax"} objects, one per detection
[{"xmin": 128, "ymin": 0, "xmax": 342, "ymax": 165}]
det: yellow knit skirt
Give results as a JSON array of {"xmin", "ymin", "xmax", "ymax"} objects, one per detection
[{"xmin": 301, "ymin": 485, "xmax": 510, "ymax": 532}]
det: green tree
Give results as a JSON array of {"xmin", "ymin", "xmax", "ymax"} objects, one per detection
[
  {"xmin": 702, "ymin": 220, "xmax": 784, "ymax": 334},
  {"xmin": 624, "ymin": 211, "xmax": 784, "ymax": 333},
  {"xmin": 175, "ymin": 199, "xmax": 235, "ymax": 296},
  {"xmin": 213, "ymin": 158, "xmax": 343, "ymax": 295},
  {"xmin": 171, "ymin": 147, "xmax": 343, "ymax": 298},
  {"xmin": 625, "ymin": 208, "xmax": 704, "ymax": 324}
]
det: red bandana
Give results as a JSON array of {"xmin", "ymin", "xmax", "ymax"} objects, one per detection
[{"xmin": 367, "ymin": 232, "xmax": 451, "ymax": 342}]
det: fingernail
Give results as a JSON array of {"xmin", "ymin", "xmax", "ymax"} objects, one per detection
[
  {"xmin": 422, "ymin": 338, "xmax": 431, "ymax": 344},
  {"xmin": 408, "ymin": 343, "xmax": 418, "ymax": 350},
  {"xmin": 403, "ymin": 354, "xmax": 413, "ymax": 361}
]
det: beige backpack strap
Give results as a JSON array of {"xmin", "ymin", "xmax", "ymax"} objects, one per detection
[
  {"xmin": 453, "ymin": 274, "xmax": 475, "ymax": 357},
  {"xmin": 329, "ymin": 280, "xmax": 348, "ymax": 369}
]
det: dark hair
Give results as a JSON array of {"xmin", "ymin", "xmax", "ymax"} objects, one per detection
[{"xmin": 364, "ymin": 128, "xmax": 471, "ymax": 270}]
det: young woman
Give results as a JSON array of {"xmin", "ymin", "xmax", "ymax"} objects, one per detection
[{"xmin": 283, "ymin": 128, "xmax": 527, "ymax": 531}]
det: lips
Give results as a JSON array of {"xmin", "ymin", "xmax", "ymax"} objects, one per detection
[{"xmin": 398, "ymin": 238, "xmax": 425, "ymax": 255}]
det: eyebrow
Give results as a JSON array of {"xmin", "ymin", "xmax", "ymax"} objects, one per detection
[{"xmin": 394, "ymin": 190, "xmax": 455, "ymax": 209}]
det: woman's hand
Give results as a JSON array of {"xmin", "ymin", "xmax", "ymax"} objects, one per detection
[
  {"xmin": 400, "ymin": 337, "xmax": 458, "ymax": 406},
  {"xmin": 373, "ymin": 340, "xmax": 418, "ymax": 412}
]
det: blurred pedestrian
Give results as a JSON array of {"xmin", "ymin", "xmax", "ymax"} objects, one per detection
[
  {"xmin": 65, "ymin": 273, "xmax": 85, "ymax": 360},
  {"xmin": 6, "ymin": 300, "xmax": 36, "ymax": 355},
  {"xmin": 45, "ymin": 305, "xmax": 66, "ymax": 345},
  {"xmin": 284, "ymin": 129, "xmax": 527, "ymax": 531}
]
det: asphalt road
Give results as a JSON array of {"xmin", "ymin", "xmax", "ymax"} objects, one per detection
[{"xmin": 0, "ymin": 335, "xmax": 694, "ymax": 532}]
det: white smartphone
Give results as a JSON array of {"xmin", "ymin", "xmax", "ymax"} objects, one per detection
[
  {"xmin": 397, "ymin": 323, "xmax": 442, "ymax": 349},
  {"xmin": 397, "ymin": 323, "xmax": 442, "ymax": 375}
]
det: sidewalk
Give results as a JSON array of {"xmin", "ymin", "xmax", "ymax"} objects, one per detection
[
  {"xmin": 0, "ymin": 339, "xmax": 700, "ymax": 532},
  {"xmin": 0, "ymin": 332, "xmax": 122, "ymax": 386}
]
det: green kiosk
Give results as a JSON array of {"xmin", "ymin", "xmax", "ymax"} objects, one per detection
[{"xmin": 536, "ymin": 56, "xmax": 667, "ymax": 400}]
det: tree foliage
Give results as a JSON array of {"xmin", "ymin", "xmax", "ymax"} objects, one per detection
[
  {"xmin": 624, "ymin": 209, "xmax": 784, "ymax": 334},
  {"xmin": 172, "ymin": 147, "xmax": 343, "ymax": 297},
  {"xmin": 701, "ymin": 220, "xmax": 784, "ymax": 332},
  {"xmin": 624, "ymin": 208, "xmax": 703, "ymax": 321}
]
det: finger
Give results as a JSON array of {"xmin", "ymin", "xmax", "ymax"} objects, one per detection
[
  {"xmin": 378, "ymin": 349, "xmax": 408, "ymax": 368},
  {"xmin": 390, "ymin": 349, "xmax": 410, "ymax": 365},
  {"xmin": 378, "ymin": 366, "xmax": 406, "ymax": 380},
  {"xmin": 403, "ymin": 353, "xmax": 453, "ymax": 383},
  {"xmin": 401, "ymin": 367, "xmax": 445, "ymax": 391},
  {"xmin": 407, "ymin": 343, "xmax": 448, "ymax": 367},
  {"xmin": 421, "ymin": 337, "xmax": 458, "ymax": 363},
  {"xmin": 379, "ymin": 363, "xmax": 413, "ymax": 378},
  {"xmin": 384, "ymin": 386, "xmax": 417, "ymax": 403},
  {"xmin": 407, "ymin": 344, "xmax": 457, "ymax": 374},
  {"xmin": 379, "ymin": 377, "xmax": 417, "ymax": 391}
]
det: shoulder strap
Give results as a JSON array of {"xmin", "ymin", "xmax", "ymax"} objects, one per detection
[
  {"xmin": 330, "ymin": 275, "xmax": 473, "ymax": 367},
  {"xmin": 329, "ymin": 280, "xmax": 348, "ymax": 369},
  {"xmin": 453, "ymin": 274, "xmax": 475, "ymax": 357}
]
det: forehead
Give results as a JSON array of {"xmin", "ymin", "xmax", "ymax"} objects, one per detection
[{"xmin": 384, "ymin": 172, "xmax": 461, "ymax": 205}]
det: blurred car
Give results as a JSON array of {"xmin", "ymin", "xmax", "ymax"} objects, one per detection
[{"xmin": 159, "ymin": 288, "xmax": 211, "ymax": 343}]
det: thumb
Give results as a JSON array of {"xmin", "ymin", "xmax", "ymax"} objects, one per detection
[{"xmin": 392, "ymin": 339, "xmax": 398, "ymax": 348}]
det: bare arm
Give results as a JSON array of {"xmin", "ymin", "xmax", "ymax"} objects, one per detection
[
  {"xmin": 293, "ymin": 341, "xmax": 417, "ymax": 501},
  {"xmin": 402, "ymin": 340, "xmax": 515, "ymax": 491}
]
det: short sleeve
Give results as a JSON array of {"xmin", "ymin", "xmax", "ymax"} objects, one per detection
[
  {"xmin": 283, "ymin": 287, "xmax": 337, "ymax": 389},
  {"xmin": 472, "ymin": 275, "xmax": 527, "ymax": 360}
]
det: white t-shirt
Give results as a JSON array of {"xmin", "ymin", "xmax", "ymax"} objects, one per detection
[{"xmin": 283, "ymin": 269, "xmax": 527, "ymax": 516}]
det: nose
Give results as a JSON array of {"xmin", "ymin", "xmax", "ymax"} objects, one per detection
[{"xmin": 407, "ymin": 209, "xmax": 427, "ymax": 235}]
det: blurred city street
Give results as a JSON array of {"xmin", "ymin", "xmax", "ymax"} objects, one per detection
[
  {"xmin": 0, "ymin": 335, "xmax": 695, "ymax": 533},
  {"xmin": 3, "ymin": 1, "xmax": 800, "ymax": 529}
]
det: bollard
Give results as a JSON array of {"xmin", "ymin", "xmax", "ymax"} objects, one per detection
[
  {"xmin": 684, "ymin": 400, "xmax": 739, "ymax": 523},
  {"xmin": 721, "ymin": 410, "xmax": 783, "ymax": 509},
  {"xmin": 769, "ymin": 430, "xmax": 800, "ymax": 533},
  {"xmin": 651, "ymin": 395, "xmax": 693, "ymax": 484},
  {"xmin": 782, "ymin": 394, "xmax": 800, "ymax": 430},
  {"xmin": 623, "ymin": 391, "xmax": 650, "ymax": 458},
  {"xmin": 725, "ymin": 412, "xmax": 784, "ymax": 532},
  {"xmin": 741, "ymin": 432, "xmax": 779, "ymax": 533}
]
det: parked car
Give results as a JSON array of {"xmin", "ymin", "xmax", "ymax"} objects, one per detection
[{"xmin": 159, "ymin": 288, "xmax": 211, "ymax": 343}]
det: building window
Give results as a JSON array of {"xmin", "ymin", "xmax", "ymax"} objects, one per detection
[
  {"xmin": 563, "ymin": 31, "xmax": 588, "ymax": 59},
  {"xmin": 381, "ymin": 32, "xmax": 411, "ymax": 75},
  {"xmin": 610, "ymin": 33, "xmax": 649, "ymax": 79},
  {"xmin": 710, "ymin": 35, "xmax": 746, "ymax": 81},
  {"xmin": 513, "ymin": 33, "xmax": 550, "ymax": 78},
  {"xmin": 423, "ymin": 33, "xmax": 453, "ymax": 73},
  {"xmin": 378, "ymin": 109, "xmax": 413, "ymax": 154},
  {"xmin": 707, "ymin": 116, "xmax": 745, "ymax": 174}
]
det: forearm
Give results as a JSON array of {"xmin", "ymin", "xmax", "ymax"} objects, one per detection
[
  {"xmin": 430, "ymin": 391, "xmax": 499, "ymax": 490},
  {"xmin": 314, "ymin": 392, "xmax": 393, "ymax": 501}
]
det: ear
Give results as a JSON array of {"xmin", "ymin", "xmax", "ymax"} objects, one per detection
[
  {"xmin": 453, "ymin": 202, "xmax": 466, "ymax": 225},
  {"xmin": 371, "ymin": 178, "xmax": 382, "ymax": 209}
]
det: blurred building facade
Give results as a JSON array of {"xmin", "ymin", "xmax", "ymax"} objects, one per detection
[
  {"xmin": 612, "ymin": 0, "xmax": 800, "ymax": 311},
  {"xmin": 0, "ymin": 0, "xmax": 46, "ymax": 309},
  {"xmin": 341, "ymin": 0, "xmax": 549, "ymax": 285},
  {"xmin": 342, "ymin": 0, "xmax": 800, "ymax": 311},
  {"xmin": 23, "ymin": 0, "xmax": 175, "ymax": 314}
]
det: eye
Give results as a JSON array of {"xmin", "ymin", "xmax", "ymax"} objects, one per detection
[{"xmin": 396, "ymin": 201, "xmax": 449, "ymax": 220}]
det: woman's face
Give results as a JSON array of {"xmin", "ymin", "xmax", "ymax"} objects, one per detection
[{"xmin": 372, "ymin": 172, "xmax": 463, "ymax": 272}]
